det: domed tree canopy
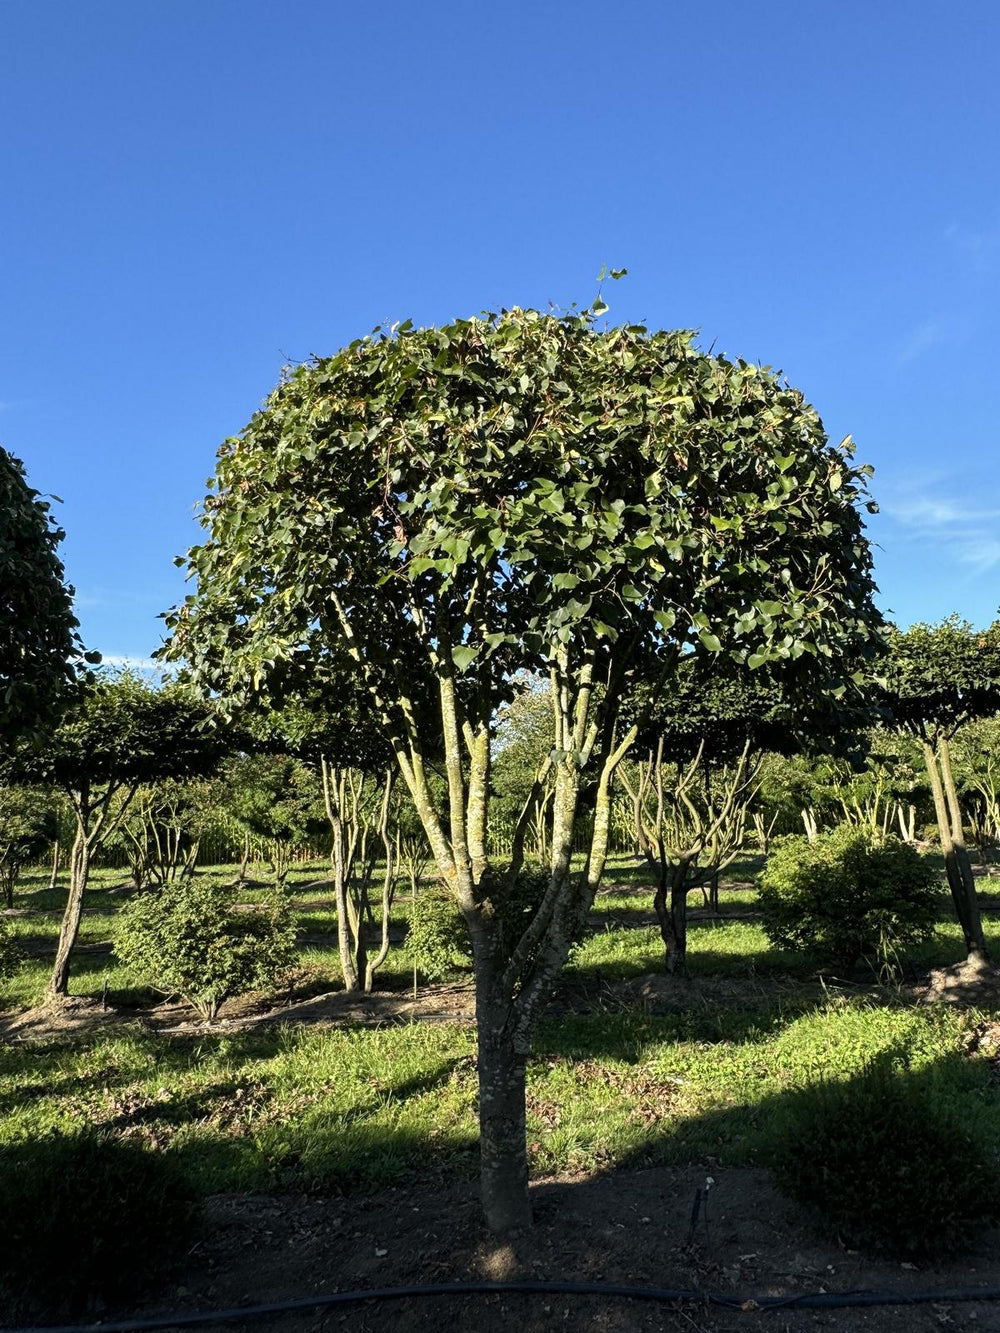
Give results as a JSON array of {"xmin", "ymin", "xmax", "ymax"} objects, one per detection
[{"xmin": 0, "ymin": 448, "xmax": 89, "ymax": 743}]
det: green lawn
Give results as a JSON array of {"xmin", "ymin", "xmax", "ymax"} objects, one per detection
[{"xmin": 2, "ymin": 849, "xmax": 999, "ymax": 1201}]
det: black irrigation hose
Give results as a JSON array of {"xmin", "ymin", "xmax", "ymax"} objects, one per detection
[{"xmin": 8, "ymin": 1279, "xmax": 1000, "ymax": 1333}]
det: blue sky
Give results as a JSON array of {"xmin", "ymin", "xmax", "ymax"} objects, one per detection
[{"xmin": 3, "ymin": 0, "xmax": 999, "ymax": 662}]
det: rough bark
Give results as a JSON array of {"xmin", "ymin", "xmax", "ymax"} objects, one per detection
[
  {"xmin": 922, "ymin": 739, "xmax": 988, "ymax": 960},
  {"xmin": 49, "ymin": 822, "xmax": 89, "ymax": 996}
]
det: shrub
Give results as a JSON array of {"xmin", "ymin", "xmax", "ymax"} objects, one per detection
[
  {"xmin": 769, "ymin": 1057, "xmax": 1000, "ymax": 1257},
  {"xmin": 757, "ymin": 825, "xmax": 941, "ymax": 972},
  {"xmin": 0, "ymin": 914, "xmax": 22, "ymax": 980},
  {"xmin": 0, "ymin": 1129, "xmax": 199, "ymax": 1319},
  {"xmin": 406, "ymin": 886, "xmax": 472, "ymax": 980},
  {"xmin": 114, "ymin": 878, "xmax": 297, "ymax": 1019}
]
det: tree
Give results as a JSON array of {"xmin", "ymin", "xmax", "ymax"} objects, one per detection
[
  {"xmin": 880, "ymin": 618, "xmax": 1000, "ymax": 964},
  {"xmin": 0, "ymin": 785, "xmax": 57, "ymax": 908},
  {"xmin": 2, "ymin": 671, "xmax": 228, "ymax": 995},
  {"xmin": 0, "ymin": 448, "xmax": 94, "ymax": 744},
  {"xmin": 163, "ymin": 305, "xmax": 882, "ymax": 1231}
]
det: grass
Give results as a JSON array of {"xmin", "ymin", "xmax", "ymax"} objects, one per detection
[{"xmin": 2, "ymin": 848, "xmax": 999, "ymax": 1202}]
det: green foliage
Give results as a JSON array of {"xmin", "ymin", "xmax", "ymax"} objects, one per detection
[
  {"xmin": 405, "ymin": 886, "xmax": 472, "ymax": 980},
  {"xmin": 0, "ymin": 1128, "xmax": 198, "ymax": 1320},
  {"xmin": 499, "ymin": 865, "xmax": 551, "ymax": 953},
  {"xmin": 114, "ymin": 877, "xmax": 298, "ymax": 1020},
  {"xmin": 217, "ymin": 753, "xmax": 327, "ymax": 868},
  {"xmin": 4, "ymin": 669, "xmax": 229, "ymax": 795},
  {"xmin": 881, "ymin": 616, "xmax": 1000, "ymax": 741},
  {"xmin": 769, "ymin": 1057, "xmax": 1000, "ymax": 1257},
  {"xmin": 757, "ymin": 825, "xmax": 942, "ymax": 971},
  {"xmin": 0, "ymin": 914, "xmax": 23, "ymax": 981},
  {"xmin": 0, "ymin": 784, "xmax": 56, "ymax": 905},
  {"xmin": 0, "ymin": 448, "xmax": 93, "ymax": 745},
  {"xmin": 164, "ymin": 308, "xmax": 882, "ymax": 737}
]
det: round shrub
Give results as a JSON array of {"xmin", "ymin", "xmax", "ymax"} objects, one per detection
[
  {"xmin": 757, "ymin": 825, "xmax": 941, "ymax": 972},
  {"xmin": 114, "ymin": 878, "xmax": 297, "ymax": 1020},
  {"xmin": 406, "ymin": 886, "xmax": 472, "ymax": 980},
  {"xmin": 769, "ymin": 1059, "xmax": 1000, "ymax": 1257},
  {"xmin": 0, "ymin": 1129, "xmax": 199, "ymax": 1319}
]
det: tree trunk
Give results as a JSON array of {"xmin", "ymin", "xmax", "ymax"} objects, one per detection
[
  {"xmin": 475, "ymin": 964, "xmax": 531, "ymax": 1232},
  {"xmin": 48, "ymin": 837, "xmax": 61, "ymax": 891},
  {"xmin": 938, "ymin": 736, "xmax": 989, "ymax": 960},
  {"xmin": 49, "ymin": 823, "xmax": 89, "ymax": 996},
  {"xmin": 922, "ymin": 740, "xmax": 987, "ymax": 961}
]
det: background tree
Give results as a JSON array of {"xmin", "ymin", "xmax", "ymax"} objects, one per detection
[
  {"xmin": 215, "ymin": 751, "xmax": 326, "ymax": 888},
  {"xmin": 2, "ymin": 671, "xmax": 229, "ymax": 996},
  {"xmin": 0, "ymin": 786, "xmax": 57, "ymax": 908},
  {"xmin": 880, "ymin": 618, "xmax": 1000, "ymax": 964},
  {"xmin": 0, "ymin": 448, "xmax": 95, "ymax": 745},
  {"xmin": 163, "ymin": 306, "xmax": 882, "ymax": 1231}
]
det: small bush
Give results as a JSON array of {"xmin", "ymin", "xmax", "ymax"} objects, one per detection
[
  {"xmin": 406, "ymin": 887, "xmax": 471, "ymax": 980},
  {"xmin": 0, "ymin": 914, "xmax": 23, "ymax": 980},
  {"xmin": 757, "ymin": 825, "xmax": 941, "ymax": 972},
  {"xmin": 0, "ymin": 1129, "xmax": 199, "ymax": 1319},
  {"xmin": 114, "ymin": 878, "xmax": 297, "ymax": 1019},
  {"xmin": 769, "ymin": 1058, "xmax": 1000, "ymax": 1257}
]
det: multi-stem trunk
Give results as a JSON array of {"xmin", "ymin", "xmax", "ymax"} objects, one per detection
[
  {"xmin": 653, "ymin": 861, "xmax": 695, "ymax": 977},
  {"xmin": 922, "ymin": 738, "xmax": 988, "ymax": 961}
]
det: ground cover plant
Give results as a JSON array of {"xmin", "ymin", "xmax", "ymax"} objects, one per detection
[
  {"xmin": 766, "ymin": 1054, "xmax": 1000, "ymax": 1259},
  {"xmin": 0, "ymin": 1126, "xmax": 199, "ymax": 1320}
]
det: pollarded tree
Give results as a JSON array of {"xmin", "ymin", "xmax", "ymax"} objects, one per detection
[
  {"xmin": 880, "ymin": 617, "xmax": 1000, "ymax": 963},
  {"xmin": 163, "ymin": 305, "xmax": 882, "ymax": 1231},
  {"xmin": 2, "ymin": 671, "xmax": 229, "ymax": 995},
  {"xmin": 0, "ymin": 448, "xmax": 95, "ymax": 744}
]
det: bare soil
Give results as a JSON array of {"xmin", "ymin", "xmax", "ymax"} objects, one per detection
[{"xmin": 119, "ymin": 1166, "xmax": 1000, "ymax": 1333}]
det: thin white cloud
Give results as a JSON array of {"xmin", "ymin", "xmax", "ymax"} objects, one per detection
[
  {"xmin": 98, "ymin": 655, "xmax": 165, "ymax": 674},
  {"xmin": 895, "ymin": 320, "xmax": 948, "ymax": 366},
  {"xmin": 884, "ymin": 487, "xmax": 1000, "ymax": 573}
]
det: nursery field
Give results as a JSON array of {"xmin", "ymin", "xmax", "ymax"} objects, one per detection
[{"xmin": 3, "ymin": 855, "xmax": 1000, "ymax": 1330}]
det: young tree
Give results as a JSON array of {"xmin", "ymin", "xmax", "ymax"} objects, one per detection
[
  {"xmin": 163, "ymin": 306, "xmax": 882, "ymax": 1230},
  {"xmin": 2, "ymin": 671, "xmax": 228, "ymax": 995},
  {"xmin": 880, "ymin": 618, "xmax": 1000, "ymax": 964},
  {"xmin": 0, "ymin": 448, "xmax": 95, "ymax": 745}
]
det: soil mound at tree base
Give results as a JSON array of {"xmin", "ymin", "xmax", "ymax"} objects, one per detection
[{"xmin": 921, "ymin": 954, "xmax": 1000, "ymax": 1007}]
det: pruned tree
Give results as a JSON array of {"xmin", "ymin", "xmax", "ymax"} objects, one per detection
[
  {"xmin": 879, "ymin": 618, "xmax": 1000, "ymax": 964},
  {"xmin": 163, "ymin": 304, "xmax": 881, "ymax": 1230},
  {"xmin": 2, "ymin": 671, "xmax": 228, "ymax": 995},
  {"xmin": 619, "ymin": 737, "xmax": 757, "ymax": 973},
  {"xmin": 618, "ymin": 666, "xmax": 809, "ymax": 973}
]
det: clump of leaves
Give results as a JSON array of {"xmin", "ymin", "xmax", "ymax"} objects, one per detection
[
  {"xmin": 768, "ymin": 1057, "xmax": 1000, "ymax": 1257},
  {"xmin": 0, "ymin": 914, "xmax": 22, "ymax": 980},
  {"xmin": 114, "ymin": 877, "xmax": 297, "ymax": 1020},
  {"xmin": 406, "ymin": 886, "xmax": 472, "ymax": 981},
  {"xmin": 757, "ymin": 825, "xmax": 941, "ymax": 972},
  {"xmin": 0, "ymin": 1129, "xmax": 199, "ymax": 1320}
]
